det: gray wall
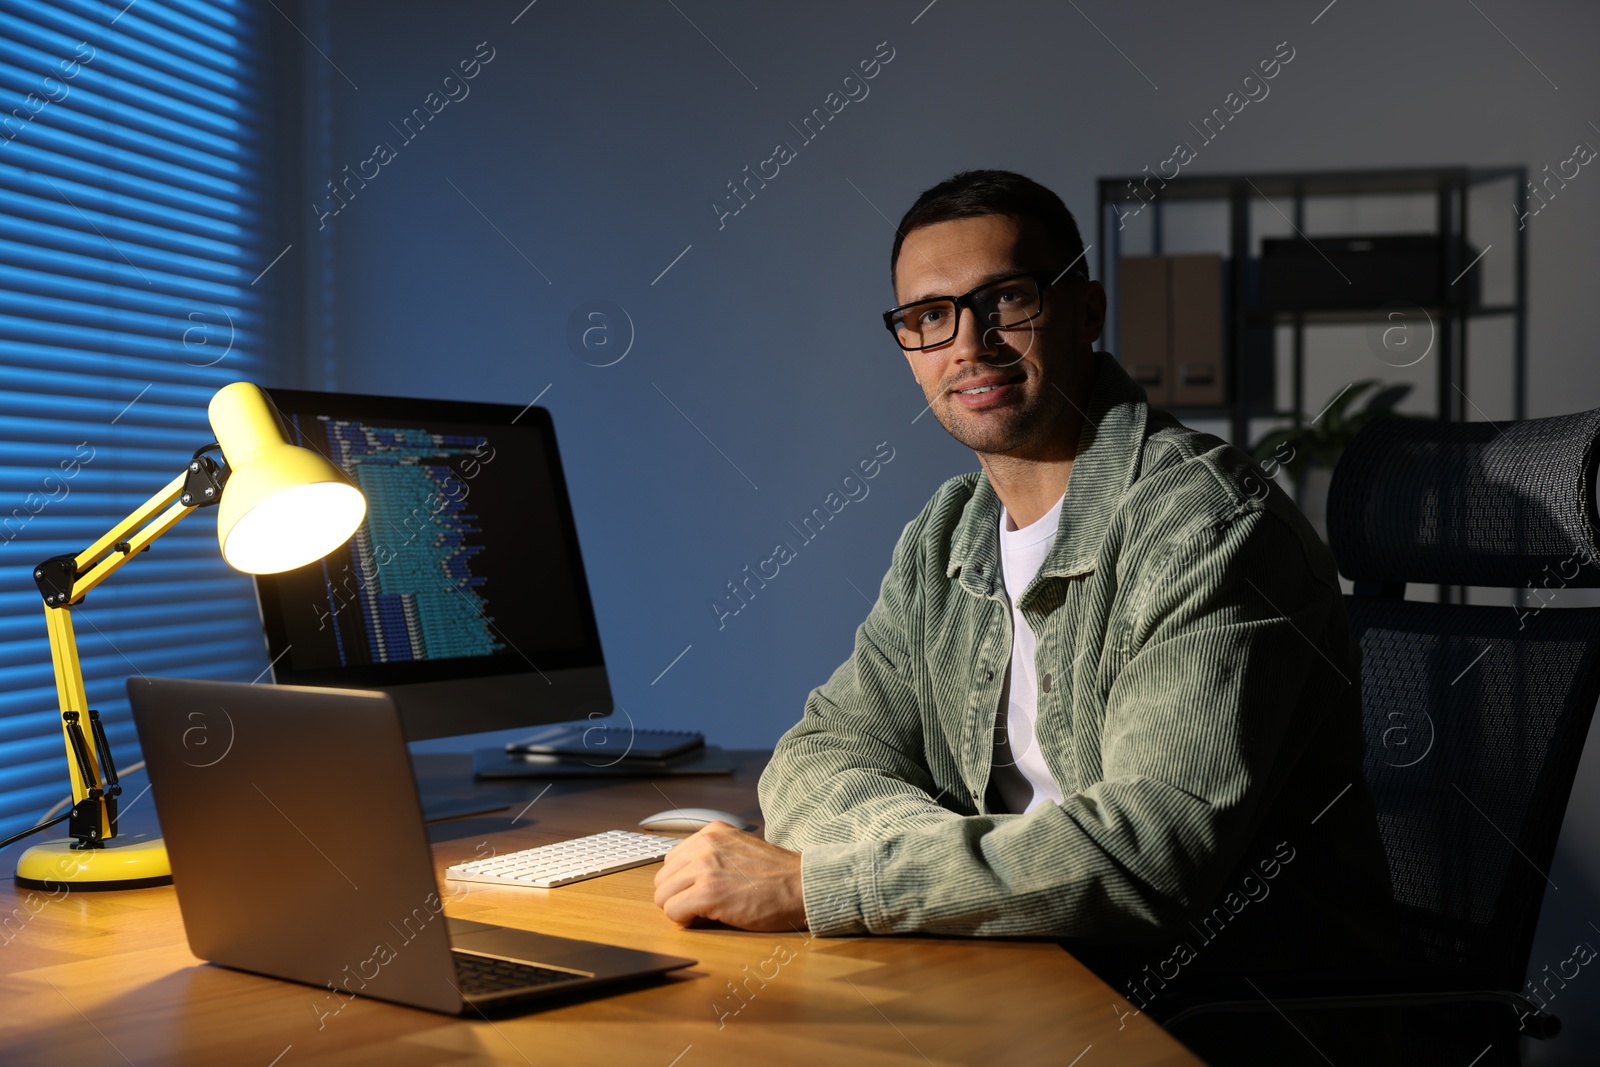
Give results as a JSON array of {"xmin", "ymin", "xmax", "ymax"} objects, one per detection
[{"xmin": 290, "ymin": 2, "xmax": 1600, "ymax": 1058}]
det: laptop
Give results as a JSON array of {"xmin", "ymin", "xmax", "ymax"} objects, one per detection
[{"xmin": 127, "ymin": 676, "xmax": 695, "ymax": 1015}]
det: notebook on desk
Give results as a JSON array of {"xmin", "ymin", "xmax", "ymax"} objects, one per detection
[
  {"xmin": 474, "ymin": 744, "xmax": 736, "ymax": 778},
  {"xmin": 506, "ymin": 723, "xmax": 704, "ymax": 760},
  {"xmin": 127, "ymin": 676, "xmax": 694, "ymax": 1016}
]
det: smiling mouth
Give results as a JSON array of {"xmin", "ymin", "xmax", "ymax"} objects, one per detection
[{"xmin": 951, "ymin": 374, "xmax": 1025, "ymax": 397}]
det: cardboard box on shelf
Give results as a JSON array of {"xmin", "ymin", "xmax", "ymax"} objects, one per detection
[
  {"xmin": 1116, "ymin": 253, "xmax": 1226, "ymax": 409},
  {"xmin": 1169, "ymin": 253, "xmax": 1225, "ymax": 407},
  {"xmin": 1118, "ymin": 255, "xmax": 1170, "ymax": 405}
]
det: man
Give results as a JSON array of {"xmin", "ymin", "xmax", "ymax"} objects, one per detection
[{"xmin": 654, "ymin": 170, "xmax": 1392, "ymax": 1004}]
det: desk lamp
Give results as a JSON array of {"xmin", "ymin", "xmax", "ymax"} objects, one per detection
[{"xmin": 11, "ymin": 382, "xmax": 366, "ymax": 891}]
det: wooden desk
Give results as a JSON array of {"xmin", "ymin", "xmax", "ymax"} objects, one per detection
[{"xmin": 0, "ymin": 751, "xmax": 1204, "ymax": 1066}]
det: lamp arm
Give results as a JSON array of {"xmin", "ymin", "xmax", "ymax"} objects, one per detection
[
  {"xmin": 34, "ymin": 467, "xmax": 212, "ymax": 848},
  {"xmin": 60, "ymin": 710, "xmax": 113, "ymax": 845}
]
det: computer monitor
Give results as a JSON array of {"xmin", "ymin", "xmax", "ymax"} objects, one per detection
[{"xmin": 250, "ymin": 388, "xmax": 610, "ymax": 741}]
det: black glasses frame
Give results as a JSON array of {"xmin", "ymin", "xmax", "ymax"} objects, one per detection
[{"xmin": 881, "ymin": 268, "xmax": 1086, "ymax": 352}]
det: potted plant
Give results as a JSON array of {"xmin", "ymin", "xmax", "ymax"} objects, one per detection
[{"xmin": 1249, "ymin": 379, "xmax": 1412, "ymax": 540}]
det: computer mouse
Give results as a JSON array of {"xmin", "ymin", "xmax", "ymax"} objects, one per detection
[{"xmin": 638, "ymin": 807, "xmax": 757, "ymax": 832}]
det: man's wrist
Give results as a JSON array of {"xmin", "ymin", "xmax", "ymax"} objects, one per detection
[{"xmin": 798, "ymin": 839, "xmax": 876, "ymax": 936}]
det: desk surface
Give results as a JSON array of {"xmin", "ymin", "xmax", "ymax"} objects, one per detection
[{"xmin": 0, "ymin": 751, "xmax": 1204, "ymax": 1066}]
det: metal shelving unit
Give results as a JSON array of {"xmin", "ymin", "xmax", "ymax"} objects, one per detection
[{"xmin": 1096, "ymin": 166, "xmax": 1529, "ymax": 447}]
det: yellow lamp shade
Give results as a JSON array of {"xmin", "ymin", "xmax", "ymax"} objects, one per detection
[{"xmin": 207, "ymin": 382, "xmax": 366, "ymax": 574}]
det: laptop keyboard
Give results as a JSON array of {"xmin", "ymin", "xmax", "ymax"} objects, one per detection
[
  {"xmin": 453, "ymin": 951, "xmax": 588, "ymax": 996},
  {"xmin": 445, "ymin": 829, "xmax": 678, "ymax": 888}
]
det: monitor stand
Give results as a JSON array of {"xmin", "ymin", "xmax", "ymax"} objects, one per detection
[
  {"xmin": 408, "ymin": 751, "xmax": 514, "ymax": 823},
  {"xmin": 421, "ymin": 796, "xmax": 510, "ymax": 824}
]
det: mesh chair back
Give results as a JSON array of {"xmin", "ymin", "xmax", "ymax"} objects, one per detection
[
  {"xmin": 1348, "ymin": 597, "xmax": 1600, "ymax": 980},
  {"xmin": 1330, "ymin": 409, "xmax": 1600, "ymax": 986},
  {"xmin": 1328, "ymin": 409, "xmax": 1600, "ymax": 590}
]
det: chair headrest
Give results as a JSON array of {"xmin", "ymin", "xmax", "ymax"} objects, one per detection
[{"xmin": 1327, "ymin": 409, "xmax": 1600, "ymax": 590}]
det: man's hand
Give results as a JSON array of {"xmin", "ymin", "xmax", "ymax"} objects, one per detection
[{"xmin": 652, "ymin": 822, "xmax": 808, "ymax": 932}]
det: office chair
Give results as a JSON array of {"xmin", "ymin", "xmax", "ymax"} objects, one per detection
[{"xmin": 1164, "ymin": 407, "xmax": 1600, "ymax": 1066}]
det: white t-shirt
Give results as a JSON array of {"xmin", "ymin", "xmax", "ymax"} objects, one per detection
[{"xmin": 989, "ymin": 492, "xmax": 1067, "ymax": 814}]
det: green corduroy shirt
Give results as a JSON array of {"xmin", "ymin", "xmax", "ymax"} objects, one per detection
[{"xmin": 759, "ymin": 351, "xmax": 1393, "ymax": 978}]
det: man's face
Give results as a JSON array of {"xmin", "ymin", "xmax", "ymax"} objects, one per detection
[{"xmin": 892, "ymin": 215, "xmax": 1105, "ymax": 458}]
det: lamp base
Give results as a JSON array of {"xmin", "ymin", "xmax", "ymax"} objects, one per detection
[{"xmin": 14, "ymin": 834, "xmax": 173, "ymax": 891}]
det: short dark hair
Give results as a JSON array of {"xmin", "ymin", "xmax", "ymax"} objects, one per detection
[{"xmin": 890, "ymin": 169, "xmax": 1086, "ymax": 285}]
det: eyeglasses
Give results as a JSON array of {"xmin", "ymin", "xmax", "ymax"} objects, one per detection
[{"xmin": 882, "ymin": 268, "xmax": 1084, "ymax": 352}]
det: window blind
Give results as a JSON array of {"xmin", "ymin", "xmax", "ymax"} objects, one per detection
[{"xmin": 0, "ymin": 0, "xmax": 271, "ymax": 840}]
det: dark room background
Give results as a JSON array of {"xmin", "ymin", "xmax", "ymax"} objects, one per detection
[{"xmin": 3, "ymin": 1, "xmax": 1599, "ymax": 1059}]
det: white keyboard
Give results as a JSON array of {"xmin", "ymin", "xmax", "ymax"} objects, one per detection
[{"xmin": 445, "ymin": 829, "xmax": 679, "ymax": 888}]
